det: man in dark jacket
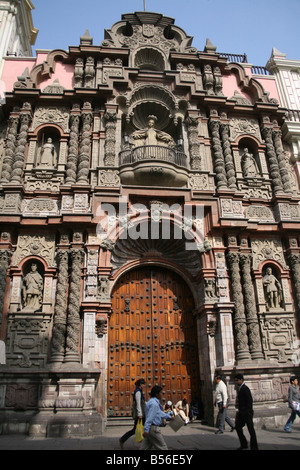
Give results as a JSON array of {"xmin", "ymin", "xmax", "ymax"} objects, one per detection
[{"xmin": 234, "ymin": 374, "xmax": 258, "ymax": 450}]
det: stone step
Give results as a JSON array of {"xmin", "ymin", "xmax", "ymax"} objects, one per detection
[{"xmin": 107, "ymin": 416, "xmax": 133, "ymax": 427}]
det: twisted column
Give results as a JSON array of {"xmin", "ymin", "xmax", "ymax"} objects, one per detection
[
  {"xmin": 288, "ymin": 253, "xmax": 300, "ymax": 319},
  {"xmin": 50, "ymin": 250, "xmax": 69, "ymax": 364},
  {"xmin": 0, "ymin": 116, "xmax": 19, "ymax": 183},
  {"xmin": 104, "ymin": 111, "xmax": 117, "ymax": 166},
  {"xmin": 77, "ymin": 110, "xmax": 93, "ymax": 183},
  {"xmin": 240, "ymin": 254, "xmax": 264, "ymax": 360},
  {"xmin": 261, "ymin": 126, "xmax": 283, "ymax": 194},
  {"xmin": 220, "ymin": 123, "xmax": 237, "ymax": 189},
  {"xmin": 10, "ymin": 107, "xmax": 31, "ymax": 183},
  {"xmin": 209, "ymin": 119, "xmax": 227, "ymax": 189},
  {"xmin": 226, "ymin": 252, "xmax": 251, "ymax": 361},
  {"xmin": 64, "ymin": 248, "xmax": 84, "ymax": 363},
  {"xmin": 0, "ymin": 249, "xmax": 12, "ymax": 330},
  {"xmin": 186, "ymin": 115, "xmax": 201, "ymax": 170},
  {"xmin": 272, "ymin": 129, "xmax": 292, "ymax": 194},
  {"xmin": 65, "ymin": 114, "xmax": 80, "ymax": 184}
]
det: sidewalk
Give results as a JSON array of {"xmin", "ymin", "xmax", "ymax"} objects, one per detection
[{"xmin": 0, "ymin": 420, "xmax": 299, "ymax": 451}]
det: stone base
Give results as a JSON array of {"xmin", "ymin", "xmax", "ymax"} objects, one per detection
[
  {"xmin": 226, "ymin": 404, "xmax": 291, "ymax": 429},
  {"xmin": 29, "ymin": 412, "xmax": 103, "ymax": 438}
]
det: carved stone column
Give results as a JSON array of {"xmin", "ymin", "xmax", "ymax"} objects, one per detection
[
  {"xmin": 272, "ymin": 129, "xmax": 292, "ymax": 194},
  {"xmin": 288, "ymin": 253, "xmax": 300, "ymax": 318},
  {"xmin": 65, "ymin": 112, "xmax": 80, "ymax": 184},
  {"xmin": 209, "ymin": 119, "xmax": 227, "ymax": 189},
  {"xmin": 0, "ymin": 249, "xmax": 12, "ymax": 330},
  {"xmin": 0, "ymin": 115, "xmax": 19, "ymax": 183},
  {"xmin": 186, "ymin": 115, "xmax": 201, "ymax": 170},
  {"xmin": 240, "ymin": 253, "xmax": 264, "ymax": 360},
  {"xmin": 226, "ymin": 252, "xmax": 251, "ymax": 361},
  {"xmin": 220, "ymin": 123, "xmax": 237, "ymax": 189},
  {"xmin": 50, "ymin": 250, "xmax": 69, "ymax": 364},
  {"xmin": 104, "ymin": 111, "xmax": 117, "ymax": 166},
  {"xmin": 64, "ymin": 249, "xmax": 84, "ymax": 363},
  {"xmin": 10, "ymin": 104, "xmax": 32, "ymax": 184},
  {"xmin": 77, "ymin": 104, "xmax": 93, "ymax": 184},
  {"xmin": 261, "ymin": 126, "xmax": 283, "ymax": 194}
]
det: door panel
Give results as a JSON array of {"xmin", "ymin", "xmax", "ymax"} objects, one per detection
[{"xmin": 108, "ymin": 267, "xmax": 200, "ymax": 416}]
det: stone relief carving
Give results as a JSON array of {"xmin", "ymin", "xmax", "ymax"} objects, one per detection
[
  {"xmin": 22, "ymin": 198, "xmax": 59, "ymax": 216},
  {"xmin": 251, "ymin": 239, "xmax": 287, "ymax": 270},
  {"xmin": 31, "ymin": 106, "xmax": 70, "ymax": 132},
  {"xmin": 229, "ymin": 117, "xmax": 261, "ymax": 142},
  {"xmin": 13, "ymin": 234, "xmax": 56, "ymax": 267},
  {"xmin": 245, "ymin": 205, "xmax": 274, "ymax": 221}
]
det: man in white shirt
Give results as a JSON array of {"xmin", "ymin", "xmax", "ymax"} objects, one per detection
[{"xmin": 214, "ymin": 375, "xmax": 235, "ymax": 434}]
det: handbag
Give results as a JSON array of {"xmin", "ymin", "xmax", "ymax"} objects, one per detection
[
  {"xmin": 135, "ymin": 418, "xmax": 144, "ymax": 442},
  {"xmin": 292, "ymin": 401, "xmax": 300, "ymax": 411}
]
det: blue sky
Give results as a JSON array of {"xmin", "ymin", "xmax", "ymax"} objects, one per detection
[{"xmin": 32, "ymin": 0, "xmax": 300, "ymax": 66}]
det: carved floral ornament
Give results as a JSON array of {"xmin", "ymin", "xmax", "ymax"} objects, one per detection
[{"xmin": 101, "ymin": 12, "xmax": 194, "ymax": 55}]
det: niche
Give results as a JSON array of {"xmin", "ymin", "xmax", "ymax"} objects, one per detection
[{"xmin": 35, "ymin": 127, "xmax": 60, "ymax": 168}]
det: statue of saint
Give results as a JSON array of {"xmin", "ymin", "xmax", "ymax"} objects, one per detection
[
  {"xmin": 130, "ymin": 116, "xmax": 175, "ymax": 148},
  {"xmin": 241, "ymin": 148, "xmax": 259, "ymax": 177},
  {"xmin": 39, "ymin": 137, "xmax": 57, "ymax": 167},
  {"xmin": 22, "ymin": 263, "xmax": 44, "ymax": 311},
  {"xmin": 262, "ymin": 267, "xmax": 282, "ymax": 310}
]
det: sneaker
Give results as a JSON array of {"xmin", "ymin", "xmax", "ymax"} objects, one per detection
[{"xmin": 215, "ymin": 430, "xmax": 223, "ymax": 434}]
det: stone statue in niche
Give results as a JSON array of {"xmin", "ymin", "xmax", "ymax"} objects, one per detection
[
  {"xmin": 262, "ymin": 267, "xmax": 283, "ymax": 310},
  {"xmin": 130, "ymin": 115, "xmax": 175, "ymax": 148},
  {"xmin": 22, "ymin": 263, "xmax": 44, "ymax": 311},
  {"xmin": 241, "ymin": 148, "xmax": 259, "ymax": 177},
  {"xmin": 38, "ymin": 137, "xmax": 57, "ymax": 167}
]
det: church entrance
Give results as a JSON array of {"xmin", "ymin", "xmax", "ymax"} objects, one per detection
[{"xmin": 108, "ymin": 266, "xmax": 201, "ymax": 416}]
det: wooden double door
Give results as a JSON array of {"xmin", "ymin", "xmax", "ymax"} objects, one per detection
[{"xmin": 108, "ymin": 266, "xmax": 201, "ymax": 416}]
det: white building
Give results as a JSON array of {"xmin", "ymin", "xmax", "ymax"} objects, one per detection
[{"xmin": 0, "ymin": 0, "xmax": 38, "ymax": 78}]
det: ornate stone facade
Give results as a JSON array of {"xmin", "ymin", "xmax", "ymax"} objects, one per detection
[{"xmin": 0, "ymin": 11, "xmax": 299, "ymax": 436}]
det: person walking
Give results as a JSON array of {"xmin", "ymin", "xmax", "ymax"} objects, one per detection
[
  {"xmin": 141, "ymin": 385, "xmax": 174, "ymax": 450},
  {"xmin": 284, "ymin": 376, "xmax": 300, "ymax": 433},
  {"xmin": 214, "ymin": 375, "xmax": 235, "ymax": 434},
  {"xmin": 119, "ymin": 378, "xmax": 146, "ymax": 449},
  {"xmin": 234, "ymin": 374, "xmax": 258, "ymax": 450}
]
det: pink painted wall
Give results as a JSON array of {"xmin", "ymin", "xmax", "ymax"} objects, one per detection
[
  {"xmin": 39, "ymin": 61, "xmax": 74, "ymax": 91},
  {"xmin": 2, "ymin": 51, "xmax": 74, "ymax": 92},
  {"xmin": 2, "ymin": 58, "xmax": 36, "ymax": 92}
]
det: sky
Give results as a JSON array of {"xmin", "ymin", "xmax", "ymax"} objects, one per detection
[{"xmin": 31, "ymin": 0, "xmax": 300, "ymax": 67}]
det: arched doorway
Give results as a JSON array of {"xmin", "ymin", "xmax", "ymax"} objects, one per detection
[{"xmin": 108, "ymin": 266, "xmax": 201, "ymax": 416}]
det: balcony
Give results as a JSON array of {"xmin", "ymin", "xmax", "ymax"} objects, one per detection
[{"xmin": 118, "ymin": 145, "xmax": 189, "ymax": 187}]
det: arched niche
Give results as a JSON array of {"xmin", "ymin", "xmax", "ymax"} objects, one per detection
[
  {"xmin": 134, "ymin": 47, "xmax": 165, "ymax": 71},
  {"xmin": 35, "ymin": 126, "xmax": 60, "ymax": 168},
  {"xmin": 238, "ymin": 136, "xmax": 262, "ymax": 178}
]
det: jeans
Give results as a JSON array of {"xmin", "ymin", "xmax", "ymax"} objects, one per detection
[{"xmin": 284, "ymin": 409, "xmax": 300, "ymax": 431}]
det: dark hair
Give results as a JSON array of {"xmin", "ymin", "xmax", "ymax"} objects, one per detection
[
  {"xmin": 150, "ymin": 386, "xmax": 162, "ymax": 397},
  {"xmin": 235, "ymin": 374, "xmax": 244, "ymax": 381},
  {"xmin": 290, "ymin": 376, "xmax": 298, "ymax": 384},
  {"xmin": 215, "ymin": 375, "xmax": 222, "ymax": 381},
  {"xmin": 135, "ymin": 378, "xmax": 145, "ymax": 387}
]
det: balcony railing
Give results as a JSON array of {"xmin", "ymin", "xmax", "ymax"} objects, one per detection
[
  {"xmin": 285, "ymin": 109, "xmax": 300, "ymax": 122},
  {"xmin": 119, "ymin": 145, "xmax": 188, "ymax": 168}
]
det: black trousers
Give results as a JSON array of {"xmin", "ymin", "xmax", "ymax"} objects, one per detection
[{"xmin": 235, "ymin": 411, "xmax": 258, "ymax": 449}]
